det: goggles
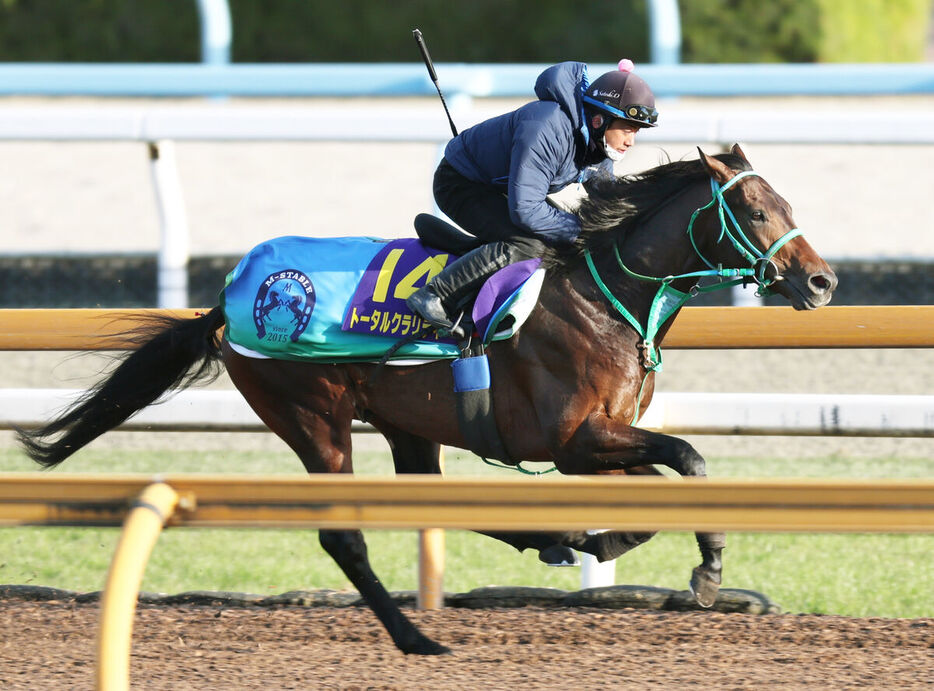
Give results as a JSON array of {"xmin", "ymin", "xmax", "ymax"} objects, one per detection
[
  {"xmin": 583, "ymin": 95, "xmax": 659, "ymax": 126},
  {"xmin": 621, "ymin": 104, "xmax": 658, "ymax": 125}
]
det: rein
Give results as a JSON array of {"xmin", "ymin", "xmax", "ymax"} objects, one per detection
[{"xmin": 584, "ymin": 170, "xmax": 804, "ymax": 424}]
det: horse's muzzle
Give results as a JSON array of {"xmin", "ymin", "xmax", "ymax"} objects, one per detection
[{"xmin": 781, "ymin": 267, "xmax": 838, "ymax": 310}]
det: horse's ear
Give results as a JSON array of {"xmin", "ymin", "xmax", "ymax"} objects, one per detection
[
  {"xmin": 730, "ymin": 143, "xmax": 750, "ymax": 164},
  {"xmin": 697, "ymin": 147, "xmax": 735, "ymax": 184}
]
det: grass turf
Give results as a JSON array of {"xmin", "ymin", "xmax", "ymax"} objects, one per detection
[{"xmin": 0, "ymin": 443, "xmax": 931, "ymax": 618}]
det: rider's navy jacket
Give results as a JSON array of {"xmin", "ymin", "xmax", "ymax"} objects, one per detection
[{"xmin": 442, "ymin": 61, "xmax": 591, "ymax": 246}]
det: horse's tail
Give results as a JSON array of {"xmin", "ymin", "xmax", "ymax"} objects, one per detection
[{"xmin": 17, "ymin": 306, "xmax": 226, "ymax": 469}]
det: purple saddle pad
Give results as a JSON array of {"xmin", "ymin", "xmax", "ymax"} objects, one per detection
[{"xmin": 472, "ymin": 258, "xmax": 542, "ymax": 341}]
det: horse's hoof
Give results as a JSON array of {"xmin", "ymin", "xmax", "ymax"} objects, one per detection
[
  {"xmin": 538, "ymin": 544, "xmax": 580, "ymax": 567},
  {"xmin": 401, "ymin": 636, "xmax": 452, "ymax": 656},
  {"xmin": 689, "ymin": 566, "xmax": 721, "ymax": 608}
]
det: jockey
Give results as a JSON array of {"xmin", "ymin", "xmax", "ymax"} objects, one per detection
[{"xmin": 406, "ymin": 59, "xmax": 658, "ymax": 338}]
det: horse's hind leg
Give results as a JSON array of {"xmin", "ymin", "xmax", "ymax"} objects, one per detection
[
  {"xmin": 377, "ymin": 424, "xmax": 579, "ymax": 566},
  {"xmin": 222, "ymin": 346, "xmax": 449, "ymax": 655},
  {"xmin": 557, "ymin": 424, "xmax": 725, "ymax": 607}
]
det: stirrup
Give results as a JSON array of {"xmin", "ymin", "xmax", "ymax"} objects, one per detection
[
  {"xmin": 446, "ymin": 311, "xmax": 466, "ymax": 340},
  {"xmin": 407, "ymin": 289, "xmax": 465, "ymax": 339}
]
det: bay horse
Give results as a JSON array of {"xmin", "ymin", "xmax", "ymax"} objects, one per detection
[{"xmin": 18, "ymin": 145, "xmax": 837, "ymax": 655}]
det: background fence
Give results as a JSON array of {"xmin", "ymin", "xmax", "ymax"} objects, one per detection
[
  {"xmin": 3, "ymin": 100, "xmax": 934, "ymax": 307},
  {"xmin": 1, "ymin": 254, "xmax": 931, "ymax": 308}
]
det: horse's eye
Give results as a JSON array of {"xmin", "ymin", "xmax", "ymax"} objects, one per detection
[{"xmin": 750, "ymin": 210, "xmax": 765, "ymax": 222}]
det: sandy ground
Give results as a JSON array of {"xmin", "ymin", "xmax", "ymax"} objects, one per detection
[{"xmin": 1, "ymin": 602, "xmax": 932, "ymax": 690}]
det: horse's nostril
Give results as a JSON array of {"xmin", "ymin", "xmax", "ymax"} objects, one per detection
[{"xmin": 809, "ymin": 272, "xmax": 836, "ymax": 293}]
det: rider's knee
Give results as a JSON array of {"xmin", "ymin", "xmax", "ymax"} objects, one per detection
[{"xmin": 507, "ymin": 235, "xmax": 547, "ymax": 260}]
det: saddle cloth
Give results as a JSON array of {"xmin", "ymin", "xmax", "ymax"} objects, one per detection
[{"xmin": 221, "ymin": 236, "xmax": 544, "ymax": 362}]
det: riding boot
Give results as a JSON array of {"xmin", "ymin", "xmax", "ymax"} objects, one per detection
[{"xmin": 406, "ymin": 241, "xmax": 519, "ymax": 339}]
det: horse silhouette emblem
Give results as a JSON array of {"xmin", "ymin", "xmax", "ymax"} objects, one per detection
[{"xmin": 252, "ymin": 269, "xmax": 315, "ymax": 342}]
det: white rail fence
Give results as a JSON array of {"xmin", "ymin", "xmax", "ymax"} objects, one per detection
[
  {"xmin": 3, "ymin": 388, "xmax": 933, "ymax": 438},
  {"xmin": 3, "ymin": 104, "xmax": 934, "ymax": 307}
]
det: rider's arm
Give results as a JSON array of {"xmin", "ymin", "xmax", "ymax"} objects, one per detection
[
  {"xmin": 507, "ymin": 121, "xmax": 582, "ymax": 246},
  {"xmin": 547, "ymin": 159, "xmax": 618, "ymax": 213}
]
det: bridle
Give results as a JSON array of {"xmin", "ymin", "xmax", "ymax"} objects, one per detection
[
  {"xmin": 686, "ymin": 170, "xmax": 802, "ymax": 293},
  {"xmin": 584, "ymin": 169, "xmax": 806, "ymax": 420}
]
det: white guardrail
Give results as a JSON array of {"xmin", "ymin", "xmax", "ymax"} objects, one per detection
[
  {"xmin": 3, "ymin": 104, "xmax": 934, "ymax": 308},
  {"xmin": 4, "ymin": 389, "xmax": 933, "ymax": 438},
  {"xmin": 3, "ymin": 105, "xmax": 934, "ymax": 144}
]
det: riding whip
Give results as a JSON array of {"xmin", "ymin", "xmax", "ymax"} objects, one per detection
[{"xmin": 412, "ymin": 28, "xmax": 458, "ymax": 137}]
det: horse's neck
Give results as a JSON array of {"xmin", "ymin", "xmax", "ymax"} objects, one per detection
[
  {"xmin": 622, "ymin": 182, "xmax": 714, "ymax": 286},
  {"xmin": 576, "ymin": 181, "xmax": 713, "ymax": 327},
  {"xmin": 515, "ymin": 179, "xmax": 716, "ymax": 387},
  {"xmin": 523, "ymin": 178, "xmax": 717, "ymax": 360}
]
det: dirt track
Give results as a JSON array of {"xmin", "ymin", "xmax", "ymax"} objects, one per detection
[{"xmin": 2, "ymin": 601, "xmax": 932, "ymax": 689}]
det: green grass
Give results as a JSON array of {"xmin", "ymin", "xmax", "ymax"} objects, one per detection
[{"xmin": 1, "ymin": 444, "xmax": 932, "ymax": 618}]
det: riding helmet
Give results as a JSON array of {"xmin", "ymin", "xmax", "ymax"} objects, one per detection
[{"xmin": 583, "ymin": 59, "xmax": 658, "ymax": 138}]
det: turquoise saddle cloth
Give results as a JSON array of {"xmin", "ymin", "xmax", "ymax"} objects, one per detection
[{"xmin": 221, "ymin": 236, "xmax": 544, "ymax": 362}]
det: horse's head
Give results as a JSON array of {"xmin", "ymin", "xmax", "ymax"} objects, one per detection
[{"xmin": 696, "ymin": 144, "xmax": 837, "ymax": 310}]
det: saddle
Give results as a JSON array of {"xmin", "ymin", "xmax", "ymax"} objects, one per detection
[{"xmin": 412, "ymin": 212, "xmax": 482, "ymax": 255}]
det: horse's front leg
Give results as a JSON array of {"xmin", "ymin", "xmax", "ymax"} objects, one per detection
[
  {"xmin": 553, "ymin": 419, "xmax": 725, "ymax": 607},
  {"xmin": 318, "ymin": 529, "xmax": 450, "ymax": 655}
]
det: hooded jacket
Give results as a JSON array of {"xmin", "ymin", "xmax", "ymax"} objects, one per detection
[{"xmin": 441, "ymin": 61, "xmax": 592, "ymax": 246}]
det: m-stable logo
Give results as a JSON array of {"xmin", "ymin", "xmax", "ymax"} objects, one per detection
[{"xmin": 252, "ymin": 269, "xmax": 315, "ymax": 342}]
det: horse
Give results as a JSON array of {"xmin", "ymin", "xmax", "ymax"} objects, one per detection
[{"xmin": 18, "ymin": 145, "xmax": 837, "ymax": 655}]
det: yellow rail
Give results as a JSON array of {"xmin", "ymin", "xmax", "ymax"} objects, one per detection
[
  {"xmin": 670, "ymin": 305, "xmax": 934, "ymax": 348},
  {"xmin": 0, "ymin": 305, "xmax": 932, "ymax": 350},
  {"xmin": 96, "ymin": 483, "xmax": 179, "ymax": 691},
  {"xmin": 2, "ymin": 473, "xmax": 932, "ymax": 533},
  {"xmin": 0, "ymin": 308, "xmax": 197, "ymax": 350}
]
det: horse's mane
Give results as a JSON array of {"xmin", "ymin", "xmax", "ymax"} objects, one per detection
[{"xmin": 545, "ymin": 153, "xmax": 751, "ymax": 268}]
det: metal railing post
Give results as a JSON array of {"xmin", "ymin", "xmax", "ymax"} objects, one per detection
[
  {"xmin": 148, "ymin": 142, "xmax": 190, "ymax": 309},
  {"xmin": 648, "ymin": 0, "xmax": 682, "ymax": 65},
  {"xmin": 196, "ymin": 0, "xmax": 232, "ymax": 66}
]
